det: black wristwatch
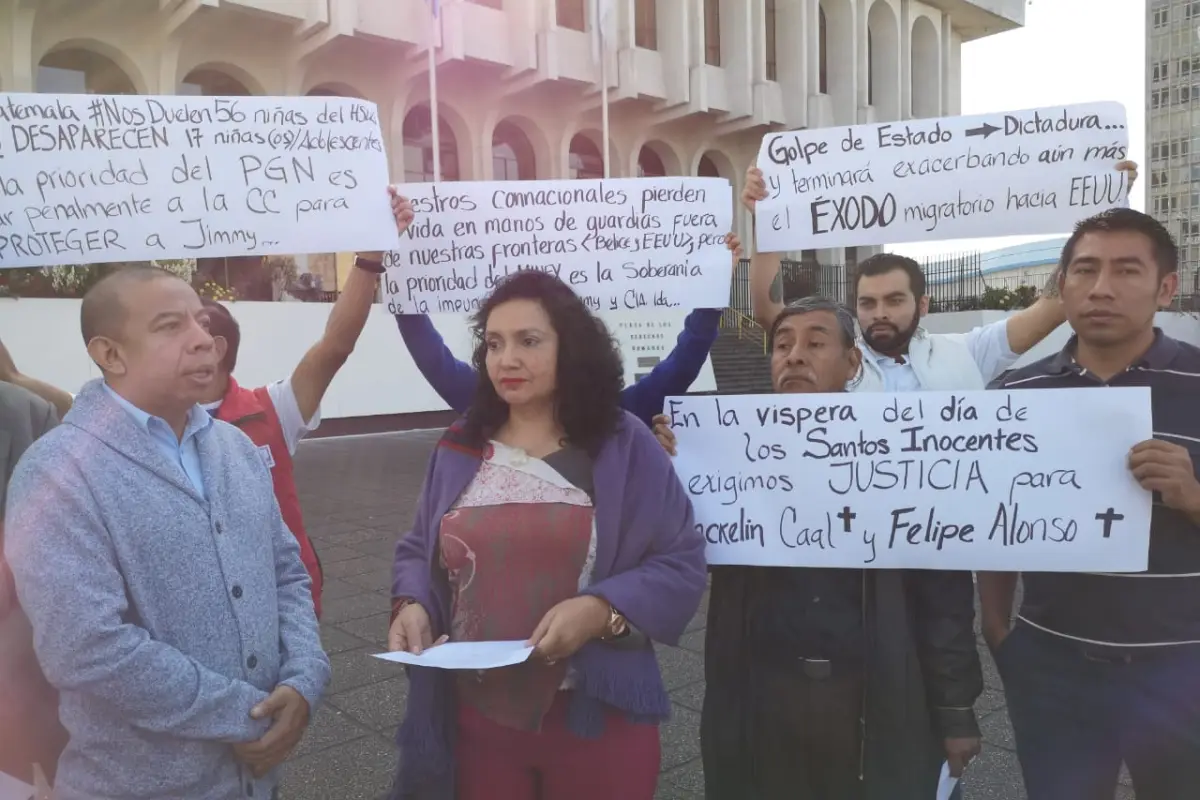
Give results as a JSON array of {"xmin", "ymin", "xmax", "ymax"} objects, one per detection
[{"xmin": 354, "ymin": 255, "xmax": 385, "ymax": 274}]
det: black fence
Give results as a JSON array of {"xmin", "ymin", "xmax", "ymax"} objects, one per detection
[{"xmin": 730, "ymin": 251, "xmax": 1050, "ymax": 320}]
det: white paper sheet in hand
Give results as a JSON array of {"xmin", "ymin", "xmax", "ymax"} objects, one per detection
[
  {"xmin": 0, "ymin": 771, "xmax": 34, "ymax": 800},
  {"xmin": 373, "ymin": 641, "xmax": 535, "ymax": 670}
]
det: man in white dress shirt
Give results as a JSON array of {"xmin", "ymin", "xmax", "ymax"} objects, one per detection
[{"xmin": 738, "ymin": 161, "xmax": 1140, "ymax": 392}]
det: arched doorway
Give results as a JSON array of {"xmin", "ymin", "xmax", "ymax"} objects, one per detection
[
  {"xmin": 179, "ymin": 67, "xmax": 253, "ymax": 96},
  {"xmin": 569, "ymin": 134, "xmax": 604, "ymax": 180},
  {"xmin": 306, "ymin": 83, "xmax": 364, "ymax": 99},
  {"xmin": 911, "ymin": 16, "xmax": 940, "ymax": 119},
  {"xmin": 36, "ymin": 47, "xmax": 136, "ymax": 94},
  {"xmin": 403, "ymin": 104, "xmax": 459, "ymax": 182},
  {"xmin": 492, "ymin": 120, "xmax": 537, "ymax": 180},
  {"xmin": 637, "ymin": 146, "xmax": 667, "ymax": 178},
  {"xmin": 867, "ymin": 0, "xmax": 900, "ymax": 120}
]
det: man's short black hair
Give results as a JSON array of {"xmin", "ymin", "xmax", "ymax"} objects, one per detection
[
  {"xmin": 202, "ymin": 299, "xmax": 240, "ymax": 374},
  {"xmin": 1059, "ymin": 207, "xmax": 1178, "ymax": 277},
  {"xmin": 855, "ymin": 253, "xmax": 926, "ymax": 298},
  {"xmin": 769, "ymin": 296, "xmax": 858, "ymax": 349},
  {"xmin": 80, "ymin": 265, "xmax": 178, "ymax": 346}
]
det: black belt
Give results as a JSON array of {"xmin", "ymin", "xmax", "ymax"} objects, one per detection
[{"xmin": 759, "ymin": 653, "xmax": 862, "ymax": 679}]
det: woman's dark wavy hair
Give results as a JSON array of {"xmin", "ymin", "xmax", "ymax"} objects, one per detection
[{"xmin": 462, "ymin": 270, "xmax": 626, "ymax": 456}]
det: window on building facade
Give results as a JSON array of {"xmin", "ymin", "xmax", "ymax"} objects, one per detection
[
  {"xmin": 1152, "ymin": 169, "xmax": 1168, "ymax": 188},
  {"xmin": 557, "ymin": 0, "xmax": 585, "ymax": 31},
  {"xmin": 704, "ymin": 0, "xmax": 721, "ymax": 66},
  {"xmin": 1153, "ymin": 194, "xmax": 1181, "ymax": 215},
  {"xmin": 1153, "ymin": 60, "xmax": 1168, "ymax": 81},
  {"xmin": 635, "ymin": 0, "xmax": 657, "ymax": 50},
  {"xmin": 819, "ymin": 7, "xmax": 828, "ymax": 94},
  {"xmin": 1153, "ymin": 6, "xmax": 1169, "ymax": 28},
  {"xmin": 1186, "ymin": 1, "xmax": 1200, "ymax": 22},
  {"xmin": 1151, "ymin": 87, "xmax": 1169, "ymax": 108},
  {"xmin": 765, "ymin": 0, "xmax": 778, "ymax": 81},
  {"xmin": 1154, "ymin": 137, "xmax": 1194, "ymax": 161}
]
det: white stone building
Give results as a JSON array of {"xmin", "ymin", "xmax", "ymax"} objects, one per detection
[{"xmin": 2, "ymin": 0, "xmax": 1023, "ymax": 272}]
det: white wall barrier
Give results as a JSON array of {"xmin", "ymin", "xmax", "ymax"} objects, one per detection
[{"xmin": 0, "ymin": 298, "xmax": 717, "ymax": 420}]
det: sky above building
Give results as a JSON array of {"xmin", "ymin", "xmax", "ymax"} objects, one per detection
[{"xmin": 892, "ymin": 0, "xmax": 1146, "ymax": 261}]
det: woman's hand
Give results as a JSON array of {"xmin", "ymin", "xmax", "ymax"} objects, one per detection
[
  {"xmin": 527, "ymin": 595, "xmax": 611, "ymax": 664},
  {"xmin": 387, "ymin": 602, "xmax": 446, "ymax": 655},
  {"xmin": 652, "ymin": 413, "xmax": 677, "ymax": 456}
]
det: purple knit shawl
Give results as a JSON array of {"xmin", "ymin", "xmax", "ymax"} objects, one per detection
[{"xmin": 388, "ymin": 411, "xmax": 706, "ymax": 799}]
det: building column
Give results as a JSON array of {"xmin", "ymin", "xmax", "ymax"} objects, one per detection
[
  {"xmin": 1, "ymin": 1, "xmax": 36, "ymax": 92},
  {"xmin": 657, "ymin": 0, "xmax": 690, "ymax": 106},
  {"xmin": 776, "ymin": 0, "xmax": 807, "ymax": 127}
]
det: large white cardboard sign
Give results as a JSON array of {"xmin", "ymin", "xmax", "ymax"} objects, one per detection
[
  {"xmin": 754, "ymin": 101, "xmax": 1130, "ymax": 252},
  {"xmin": 382, "ymin": 177, "xmax": 733, "ymax": 316},
  {"xmin": 0, "ymin": 93, "xmax": 398, "ymax": 268},
  {"xmin": 669, "ymin": 388, "xmax": 1153, "ymax": 572}
]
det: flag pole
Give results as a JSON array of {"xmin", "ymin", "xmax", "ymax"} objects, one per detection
[
  {"xmin": 428, "ymin": 0, "xmax": 441, "ymax": 182},
  {"xmin": 599, "ymin": 0, "xmax": 611, "ymax": 178}
]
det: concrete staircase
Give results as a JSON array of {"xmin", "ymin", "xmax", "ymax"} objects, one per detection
[{"xmin": 709, "ymin": 314, "xmax": 773, "ymax": 395}]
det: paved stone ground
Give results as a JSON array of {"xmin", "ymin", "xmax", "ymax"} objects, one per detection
[{"xmin": 279, "ymin": 430, "xmax": 1134, "ymax": 800}]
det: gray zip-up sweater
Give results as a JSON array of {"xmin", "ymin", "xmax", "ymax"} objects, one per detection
[{"xmin": 3, "ymin": 379, "xmax": 330, "ymax": 800}]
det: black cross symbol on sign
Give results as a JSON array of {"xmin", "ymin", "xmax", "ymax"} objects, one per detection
[
  {"xmin": 838, "ymin": 506, "xmax": 857, "ymax": 533},
  {"xmin": 1095, "ymin": 507, "xmax": 1125, "ymax": 538}
]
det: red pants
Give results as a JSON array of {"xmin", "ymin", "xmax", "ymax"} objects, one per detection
[{"xmin": 456, "ymin": 691, "xmax": 661, "ymax": 800}]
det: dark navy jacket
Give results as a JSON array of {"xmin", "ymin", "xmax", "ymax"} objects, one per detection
[{"xmin": 394, "ymin": 309, "xmax": 722, "ymax": 426}]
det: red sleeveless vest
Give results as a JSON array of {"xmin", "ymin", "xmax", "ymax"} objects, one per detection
[{"xmin": 215, "ymin": 377, "xmax": 324, "ymax": 618}]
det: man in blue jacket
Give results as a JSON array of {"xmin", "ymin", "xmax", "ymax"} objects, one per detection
[
  {"xmin": 4, "ymin": 266, "xmax": 330, "ymax": 800},
  {"xmin": 387, "ymin": 221, "xmax": 740, "ymax": 425}
]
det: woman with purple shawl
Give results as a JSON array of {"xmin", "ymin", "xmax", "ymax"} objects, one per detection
[{"xmin": 387, "ymin": 270, "xmax": 707, "ymax": 800}]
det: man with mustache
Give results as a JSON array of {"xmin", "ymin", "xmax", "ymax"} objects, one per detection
[
  {"xmin": 740, "ymin": 161, "xmax": 1140, "ymax": 393},
  {"xmin": 661, "ymin": 297, "xmax": 983, "ymax": 800}
]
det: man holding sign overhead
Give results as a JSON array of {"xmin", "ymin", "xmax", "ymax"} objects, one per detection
[
  {"xmin": 740, "ymin": 159, "xmax": 1139, "ymax": 393},
  {"xmin": 981, "ymin": 209, "xmax": 1200, "ymax": 800}
]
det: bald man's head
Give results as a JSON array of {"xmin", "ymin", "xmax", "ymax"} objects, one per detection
[
  {"xmin": 80, "ymin": 266, "xmax": 217, "ymax": 415},
  {"xmin": 80, "ymin": 266, "xmax": 182, "ymax": 346}
]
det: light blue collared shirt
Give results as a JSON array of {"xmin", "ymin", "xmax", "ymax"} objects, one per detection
[{"xmin": 102, "ymin": 383, "xmax": 213, "ymax": 499}]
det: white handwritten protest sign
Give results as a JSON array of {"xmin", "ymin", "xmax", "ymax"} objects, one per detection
[
  {"xmin": 382, "ymin": 178, "xmax": 733, "ymax": 315},
  {"xmin": 754, "ymin": 101, "xmax": 1130, "ymax": 252},
  {"xmin": 668, "ymin": 387, "xmax": 1153, "ymax": 571},
  {"xmin": 0, "ymin": 93, "xmax": 397, "ymax": 268}
]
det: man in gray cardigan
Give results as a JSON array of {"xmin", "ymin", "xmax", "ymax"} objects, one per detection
[
  {"xmin": 3, "ymin": 266, "xmax": 331, "ymax": 800},
  {"xmin": 0, "ymin": 381, "xmax": 68, "ymax": 785}
]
